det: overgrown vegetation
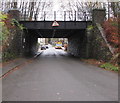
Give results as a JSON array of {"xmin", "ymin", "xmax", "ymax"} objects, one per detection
[
  {"xmin": 103, "ymin": 17, "xmax": 119, "ymax": 48},
  {"xmin": 87, "ymin": 25, "xmax": 94, "ymax": 31},
  {"xmin": 3, "ymin": 52, "xmax": 17, "ymax": 62},
  {"xmin": 100, "ymin": 63, "xmax": 119, "ymax": 72},
  {"xmin": 0, "ymin": 12, "xmax": 9, "ymax": 44},
  {"xmin": 103, "ymin": 17, "xmax": 119, "ymax": 67},
  {"xmin": 84, "ymin": 17, "xmax": 120, "ymax": 72},
  {"xmin": 0, "ymin": 12, "xmax": 24, "ymax": 62},
  {"xmin": 12, "ymin": 19, "xmax": 25, "ymax": 30}
]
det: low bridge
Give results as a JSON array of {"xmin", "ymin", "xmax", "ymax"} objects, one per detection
[
  {"xmin": 19, "ymin": 19, "xmax": 92, "ymax": 57},
  {"xmin": 7, "ymin": 9, "xmax": 110, "ymax": 60},
  {"xmin": 20, "ymin": 21, "xmax": 92, "ymax": 38},
  {"xmin": 20, "ymin": 21, "xmax": 91, "ymax": 30}
]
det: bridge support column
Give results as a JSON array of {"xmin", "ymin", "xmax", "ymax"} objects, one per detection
[
  {"xmin": 23, "ymin": 31, "xmax": 38, "ymax": 57},
  {"xmin": 68, "ymin": 30, "xmax": 87, "ymax": 58},
  {"xmin": 29, "ymin": 36, "xmax": 38, "ymax": 56},
  {"xmin": 8, "ymin": 9, "xmax": 20, "ymax": 21},
  {"xmin": 88, "ymin": 9, "xmax": 113, "ymax": 61},
  {"xmin": 92, "ymin": 9, "xmax": 106, "ymax": 24},
  {"xmin": 4, "ymin": 9, "xmax": 23, "ymax": 58}
]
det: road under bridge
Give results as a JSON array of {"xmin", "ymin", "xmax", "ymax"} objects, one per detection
[
  {"xmin": 20, "ymin": 21, "xmax": 92, "ymax": 57},
  {"xmin": 8, "ymin": 9, "xmax": 111, "ymax": 61}
]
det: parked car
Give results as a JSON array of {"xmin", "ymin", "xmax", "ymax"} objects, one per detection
[
  {"xmin": 45, "ymin": 45, "xmax": 49, "ymax": 49},
  {"xmin": 41, "ymin": 45, "xmax": 46, "ymax": 50}
]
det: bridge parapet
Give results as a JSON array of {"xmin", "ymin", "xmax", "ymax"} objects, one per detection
[
  {"xmin": 20, "ymin": 11, "xmax": 92, "ymax": 21},
  {"xmin": 20, "ymin": 21, "xmax": 92, "ymax": 30}
]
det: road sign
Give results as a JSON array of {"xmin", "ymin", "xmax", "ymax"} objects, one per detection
[{"xmin": 52, "ymin": 20, "xmax": 59, "ymax": 27}]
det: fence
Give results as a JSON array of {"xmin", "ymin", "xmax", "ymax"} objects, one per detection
[{"xmin": 20, "ymin": 11, "xmax": 92, "ymax": 21}]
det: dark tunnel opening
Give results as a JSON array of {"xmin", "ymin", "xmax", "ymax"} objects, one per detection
[{"xmin": 22, "ymin": 29, "xmax": 88, "ymax": 58}]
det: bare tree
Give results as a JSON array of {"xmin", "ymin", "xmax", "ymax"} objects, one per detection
[
  {"xmin": 29, "ymin": 2, "xmax": 35, "ymax": 21},
  {"xmin": 110, "ymin": 2, "xmax": 120, "ymax": 17},
  {"xmin": 58, "ymin": 0, "xmax": 105, "ymax": 21},
  {"xmin": 1, "ymin": 0, "xmax": 53, "ymax": 21}
]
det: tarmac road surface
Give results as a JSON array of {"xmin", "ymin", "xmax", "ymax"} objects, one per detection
[{"xmin": 2, "ymin": 47, "xmax": 118, "ymax": 101}]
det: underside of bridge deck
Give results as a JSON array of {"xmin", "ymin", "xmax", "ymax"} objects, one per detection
[
  {"xmin": 28, "ymin": 29, "xmax": 85, "ymax": 38},
  {"xmin": 22, "ymin": 28, "xmax": 88, "ymax": 58}
]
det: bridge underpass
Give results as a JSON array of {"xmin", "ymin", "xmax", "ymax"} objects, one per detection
[
  {"xmin": 7, "ymin": 9, "xmax": 111, "ymax": 61},
  {"xmin": 2, "ymin": 8, "xmax": 118, "ymax": 101},
  {"xmin": 3, "ymin": 26, "xmax": 118, "ymax": 101},
  {"xmin": 21, "ymin": 21, "xmax": 91, "ymax": 58}
]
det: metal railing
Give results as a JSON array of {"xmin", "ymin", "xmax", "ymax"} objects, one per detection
[
  {"xmin": 20, "ymin": 11, "xmax": 92, "ymax": 21},
  {"xmin": 1, "ymin": 1, "xmax": 119, "ymax": 21}
]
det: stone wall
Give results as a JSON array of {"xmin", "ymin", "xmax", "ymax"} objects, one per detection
[
  {"xmin": 68, "ymin": 9, "xmax": 113, "ymax": 61},
  {"xmin": 87, "ymin": 24, "xmax": 113, "ymax": 61},
  {"xmin": 4, "ymin": 9, "xmax": 39, "ymax": 58},
  {"xmin": 2, "ymin": 27, "xmax": 23, "ymax": 61},
  {"xmin": 87, "ymin": 9, "xmax": 113, "ymax": 61},
  {"xmin": 2, "ymin": 9, "xmax": 23, "ymax": 61},
  {"xmin": 8, "ymin": 29, "xmax": 23, "ymax": 56},
  {"xmin": 68, "ymin": 30, "xmax": 88, "ymax": 58},
  {"xmin": 4, "ymin": 9, "xmax": 114, "ymax": 61},
  {"xmin": 92, "ymin": 9, "xmax": 106, "ymax": 25},
  {"xmin": 22, "ymin": 30, "xmax": 38, "ymax": 57},
  {"xmin": 8, "ymin": 10, "xmax": 20, "ymax": 20}
]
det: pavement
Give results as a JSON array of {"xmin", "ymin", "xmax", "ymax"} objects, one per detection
[
  {"xmin": 1, "ymin": 49, "xmax": 44, "ymax": 77},
  {"xmin": 1, "ymin": 58, "xmax": 28, "ymax": 77},
  {"xmin": 2, "ymin": 46, "xmax": 118, "ymax": 101}
]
